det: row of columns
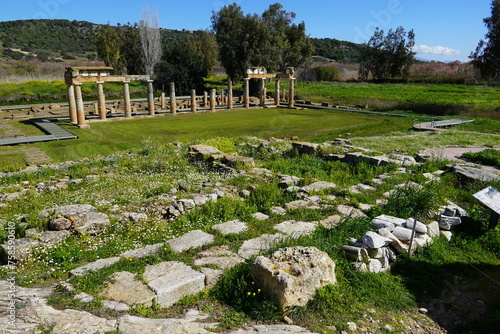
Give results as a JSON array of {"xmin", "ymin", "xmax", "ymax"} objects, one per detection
[{"xmin": 67, "ymin": 78, "xmax": 295, "ymax": 127}]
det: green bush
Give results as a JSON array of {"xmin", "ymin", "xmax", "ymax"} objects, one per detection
[{"xmin": 313, "ymin": 66, "xmax": 340, "ymax": 82}]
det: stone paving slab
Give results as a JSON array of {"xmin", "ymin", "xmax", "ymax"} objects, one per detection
[
  {"xmin": 238, "ymin": 233, "xmax": 286, "ymax": 259},
  {"xmin": 166, "ymin": 230, "xmax": 215, "ymax": 253},
  {"xmin": 70, "ymin": 257, "xmax": 121, "ymax": 276}
]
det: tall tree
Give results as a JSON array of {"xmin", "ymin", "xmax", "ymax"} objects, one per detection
[
  {"xmin": 139, "ymin": 6, "xmax": 162, "ymax": 77},
  {"xmin": 119, "ymin": 23, "xmax": 144, "ymax": 75},
  {"xmin": 211, "ymin": 2, "xmax": 313, "ymax": 80},
  {"xmin": 470, "ymin": 0, "xmax": 500, "ymax": 80},
  {"xmin": 358, "ymin": 27, "xmax": 415, "ymax": 81},
  {"xmin": 93, "ymin": 25, "xmax": 124, "ymax": 74}
]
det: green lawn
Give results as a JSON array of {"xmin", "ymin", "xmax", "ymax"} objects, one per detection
[{"xmin": 35, "ymin": 108, "xmax": 412, "ymax": 163}]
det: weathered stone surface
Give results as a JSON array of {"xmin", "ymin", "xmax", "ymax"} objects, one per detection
[
  {"xmin": 99, "ymin": 271, "xmax": 156, "ymax": 307},
  {"xmin": 449, "ymin": 163, "xmax": 500, "ymax": 184},
  {"xmin": 440, "ymin": 230, "xmax": 453, "ymax": 241},
  {"xmin": 238, "ymin": 233, "xmax": 286, "ymax": 259},
  {"xmin": 51, "ymin": 309, "xmax": 118, "ymax": 334},
  {"xmin": 284, "ymin": 200, "xmax": 320, "ymax": 210},
  {"xmin": 0, "ymin": 237, "xmax": 40, "ymax": 262},
  {"xmin": 225, "ymin": 156, "xmax": 255, "ymax": 168},
  {"xmin": 343, "ymin": 152, "xmax": 366, "ymax": 164},
  {"xmin": 117, "ymin": 315, "xmax": 213, "ymax": 334},
  {"xmin": 103, "ymin": 300, "xmax": 130, "ymax": 312},
  {"xmin": 200, "ymin": 267, "xmax": 223, "ymax": 288},
  {"xmin": 292, "ymin": 142, "xmax": 319, "ymax": 155},
  {"xmin": 378, "ymin": 228, "xmax": 408, "ymax": 254},
  {"xmin": 270, "ymin": 206, "xmax": 287, "ymax": 215},
  {"xmin": 252, "ymin": 212, "xmax": 270, "ymax": 221},
  {"xmin": 274, "ymin": 220, "xmax": 318, "ymax": 237},
  {"xmin": 28, "ymin": 229, "xmax": 71, "ymax": 245},
  {"xmin": 40, "ymin": 204, "xmax": 97, "ymax": 218},
  {"xmin": 371, "ymin": 218, "xmax": 395, "ymax": 231},
  {"xmin": 70, "ymin": 257, "xmax": 121, "ymax": 276},
  {"xmin": 392, "ymin": 226, "xmax": 414, "ymax": 241},
  {"xmin": 251, "ymin": 246, "xmax": 336, "ymax": 309},
  {"xmin": 342, "ymin": 245, "xmax": 369, "ymax": 262},
  {"xmin": 427, "ymin": 221, "xmax": 440, "ymax": 238},
  {"xmin": 319, "ymin": 215, "xmax": 341, "ymax": 229},
  {"xmin": 300, "ymin": 181, "xmax": 336, "ymax": 193},
  {"xmin": 373, "ymin": 214, "xmax": 405, "ymax": 227},
  {"xmin": 212, "ymin": 219, "xmax": 248, "ymax": 235},
  {"xmin": 166, "ymin": 230, "xmax": 215, "ymax": 253},
  {"xmin": 121, "ymin": 212, "xmax": 148, "ymax": 223},
  {"xmin": 367, "ymin": 258, "xmax": 383, "ymax": 273},
  {"xmin": 120, "ymin": 243, "xmax": 163, "ymax": 259},
  {"xmin": 188, "ymin": 145, "xmax": 221, "ymax": 160},
  {"xmin": 361, "ymin": 231, "xmax": 392, "ymax": 249},
  {"xmin": 227, "ymin": 324, "xmax": 318, "ymax": 333},
  {"xmin": 406, "ymin": 218, "xmax": 428, "ymax": 234},
  {"xmin": 194, "ymin": 245, "xmax": 243, "ymax": 270},
  {"xmin": 439, "ymin": 215, "xmax": 462, "ymax": 230},
  {"xmin": 74, "ymin": 292, "xmax": 94, "ymax": 303},
  {"xmin": 337, "ymin": 205, "xmax": 366, "ymax": 217},
  {"xmin": 143, "ymin": 261, "xmax": 205, "ymax": 308}
]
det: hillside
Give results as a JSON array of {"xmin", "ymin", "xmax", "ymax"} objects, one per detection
[{"xmin": 0, "ymin": 19, "xmax": 362, "ymax": 63}]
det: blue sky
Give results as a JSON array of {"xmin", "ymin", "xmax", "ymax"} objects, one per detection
[{"xmin": 0, "ymin": 0, "xmax": 493, "ymax": 62}]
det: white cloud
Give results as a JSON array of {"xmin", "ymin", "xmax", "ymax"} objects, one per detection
[{"xmin": 413, "ymin": 45, "xmax": 460, "ymax": 56}]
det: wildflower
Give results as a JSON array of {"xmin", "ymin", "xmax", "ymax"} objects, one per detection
[{"xmin": 247, "ymin": 292, "xmax": 251, "ymax": 296}]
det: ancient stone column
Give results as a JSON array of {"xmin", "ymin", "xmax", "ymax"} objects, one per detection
[
  {"xmin": 160, "ymin": 92, "xmax": 166, "ymax": 110},
  {"xmin": 97, "ymin": 81, "xmax": 106, "ymax": 120},
  {"xmin": 74, "ymin": 83, "xmax": 87, "ymax": 128},
  {"xmin": 275, "ymin": 79, "xmax": 280, "ymax": 107},
  {"xmin": 203, "ymin": 91, "xmax": 208, "ymax": 107},
  {"xmin": 67, "ymin": 84, "xmax": 77, "ymax": 124},
  {"xmin": 147, "ymin": 80, "xmax": 155, "ymax": 115},
  {"xmin": 244, "ymin": 78, "xmax": 250, "ymax": 109},
  {"xmin": 288, "ymin": 78, "xmax": 295, "ymax": 108},
  {"xmin": 169, "ymin": 82, "xmax": 176, "ymax": 115},
  {"xmin": 210, "ymin": 89, "xmax": 216, "ymax": 112},
  {"xmin": 123, "ymin": 80, "xmax": 132, "ymax": 118},
  {"xmin": 191, "ymin": 89, "xmax": 197, "ymax": 113},
  {"xmin": 260, "ymin": 78, "xmax": 266, "ymax": 107},
  {"xmin": 228, "ymin": 80, "xmax": 233, "ymax": 110}
]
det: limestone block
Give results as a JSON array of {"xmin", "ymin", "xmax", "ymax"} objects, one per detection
[
  {"xmin": 0, "ymin": 237, "xmax": 40, "ymax": 262},
  {"xmin": 70, "ymin": 257, "xmax": 121, "ymax": 276},
  {"xmin": 252, "ymin": 212, "xmax": 270, "ymax": 221},
  {"xmin": 250, "ymin": 246, "xmax": 336, "ymax": 309},
  {"xmin": 200, "ymin": 267, "xmax": 223, "ymax": 288},
  {"xmin": 342, "ymin": 245, "xmax": 369, "ymax": 262},
  {"xmin": 392, "ymin": 226, "xmax": 414, "ymax": 241},
  {"xmin": 166, "ymin": 230, "xmax": 215, "ymax": 253},
  {"xmin": 194, "ymin": 245, "xmax": 243, "ymax": 270},
  {"xmin": 406, "ymin": 218, "xmax": 428, "ymax": 234},
  {"xmin": 274, "ymin": 220, "xmax": 318, "ymax": 237},
  {"xmin": 440, "ymin": 230, "xmax": 453, "ymax": 241},
  {"xmin": 188, "ymin": 145, "xmax": 221, "ymax": 160},
  {"xmin": 319, "ymin": 215, "xmax": 341, "ymax": 229},
  {"xmin": 439, "ymin": 215, "xmax": 462, "ymax": 230},
  {"xmin": 427, "ymin": 221, "xmax": 440, "ymax": 238},
  {"xmin": 300, "ymin": 181, "xmax": 336, "ymax": 193},
  {"xmin": 120, "ymin": 243, "xmax": 163, "ymax": 259},
  {"xmin": 51, "ymin": 309, "xmax": 117, "ymax": 334},
  {"xmin": 99, "ymin": 271, "xmax": 156, "ymax": 307},
  {"xmin": 224, "ymin": 156, "xmax": 255, "ymax": 168},
  {"xmin": 371, "ymin": 218, "xmax": 395, "ymax": 231},
  {"xmin": 337, "ymin": 205, "xmax": 366, "ymax": 217},
  {"xmin": 378, "ymin": 228, "xmax": 408, "ymax": 254},
  {"xmin": 117, "ymin": 316, "xmax": 212, "ymax": 334},
  {"xmin": 292, "ymin": 141, "xmax": 319, "ymax": 155},
  {"xmin": 270, "ymin": 206, "xmax": 287, "ymax": 215},
  {"xmin": 212, "ymin": 219, "xmax": 248, "ymax": 235},
  {"xmin": 373, "ymin": 214, "xmax": 406, "ymax": 227},
  {"xmin": 143, "ymin": 261, "xmax": 205, "ymax": 308},
  {"xmin": 367, "ymin": 258, "xmax": 383, "ymax": 273},
  {"xmin": 74, "ymin": 212, "xmax": 110, "ymax": 234},
  {"xmin": 238, "ymin": 233, "xmax": 286, "ymax": 259},
  {"xmin": 361, "ymin": 231, "xmax": 392, "ymax": 249}
]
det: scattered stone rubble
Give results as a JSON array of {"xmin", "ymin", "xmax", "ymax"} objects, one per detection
[{"xmin": 342, "ymin": 204, "xmax": 466, "ymax": 273}]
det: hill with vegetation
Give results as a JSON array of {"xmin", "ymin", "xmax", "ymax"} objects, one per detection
[{"xmin": 0, "ymin": 19, "xmax": 362, "ymax": 63}]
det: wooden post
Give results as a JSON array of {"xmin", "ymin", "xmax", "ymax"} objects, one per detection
[
  {"xmin": 67, "ymin": 84, "xmax": 77, "ymax": 124},
  {"xmin": 169, "ymin": 82, "xmax": 176, "ymax": 115},
  {"xmin": 123, "ymin": 80, "xmax": 132, "ymax": 118},
  {"xmin": 191, "ymin": 89, "xmax": 197, "ymax": 113}
]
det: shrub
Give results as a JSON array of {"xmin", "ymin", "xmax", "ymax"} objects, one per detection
[{"xmin": 313, "ymin": 66, "xmax": 340, "ymax": 82}]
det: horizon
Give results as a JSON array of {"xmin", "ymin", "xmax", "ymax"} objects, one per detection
[{"xmin": 0, "ymin": 0, "xmax": 492, "ymax": 63}]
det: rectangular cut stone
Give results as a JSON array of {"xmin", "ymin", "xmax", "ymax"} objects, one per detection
[
  {"xmin": 166, "ymin": 230, "xmax": 214, "ymax": 253},
  {"xmin": 144, "ymin": 261, "xmax": 205, "ymax": 308},
  {"xmin": 70, "ymin": 257, "xmax": 120, "ymax": 276}
]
